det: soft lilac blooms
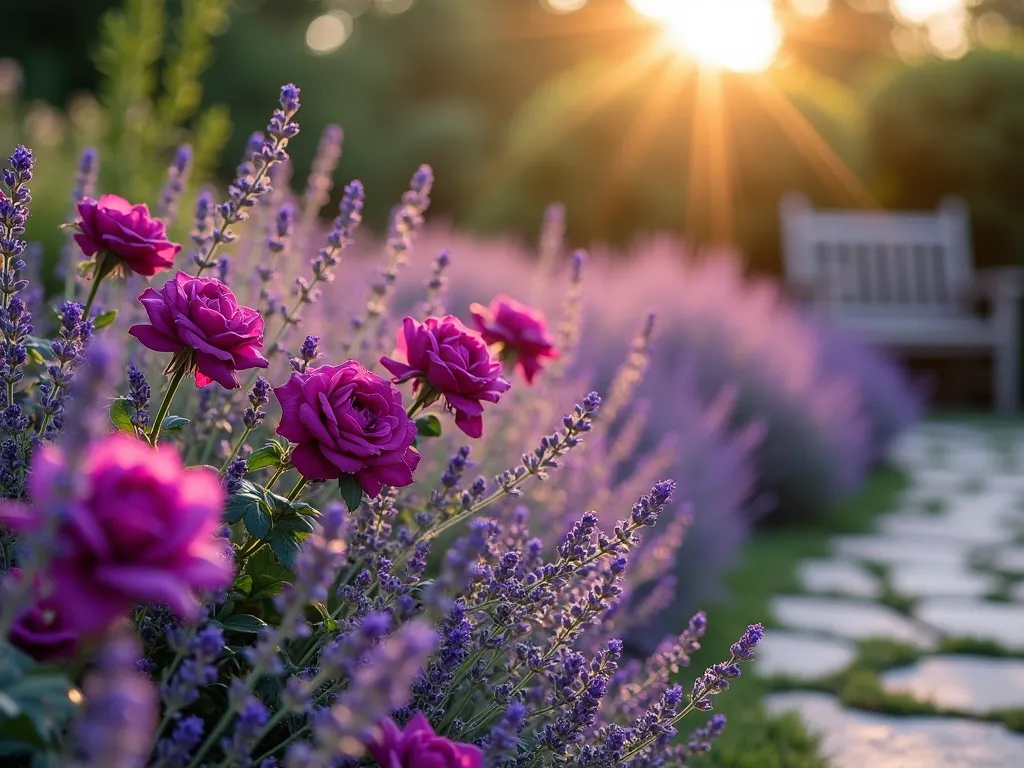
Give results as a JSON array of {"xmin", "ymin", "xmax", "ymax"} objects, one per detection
[
  {"xmin": 368, "ymin": 712, "xmax": 482, "ymax": 768},
  {"xmin": 74, "ymin": 194, "xmax": 181, "ymax": 277},
  {"xmin": 73, "ymin": 634, "xmax": 157, "ymax": 768},
  {"xmin": 0, "ymin": 435, "xmax": 233, "ymax": 633},
  {"xmin": 470, "ymin": 294, "xmax": 559, "ymax": 384},
  {"xmin": 381, "ymin": 315, "xmax": 510, "ymax": 438},
  {"xmin": 129, "ymin": 272, "xmax": 269, "ymax": 388},
  {"xmin": 273, "ymin": 361, "xmax": 420, "ymax": 495}
]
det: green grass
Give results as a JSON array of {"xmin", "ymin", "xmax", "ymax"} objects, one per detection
[{"xmin": 686, "ymin": 467, "xmax": 910, "ymax": 767}]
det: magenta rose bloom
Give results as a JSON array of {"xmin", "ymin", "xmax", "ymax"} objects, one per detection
[
  {"xmin": 470, "ymin": 295, "xmax": 559, "ymax": 384},
  {"xmin": 0, "ymin": 436, "xmax": 233, "ymax": 634},
  {"xmin": 129, "ymin": 271, "xmax": 269, "ymax": 389},
  {"xmin": 380, "ymin": 316, "xmax": 511, "ymax": 438},
  {"xmin": 367, "ymin": 713, "xmax": 482, "ymax": 768},
  {"xmin": 273, "ymin": 361, "xmax": 421, "ymax": 496},
  {"xmin": 74, "ymin": 194, "xmax": 181, "ymax": 277},
  {"xmin": 3, "ymin": 568, "xmax": 78, "ymax": 662}
]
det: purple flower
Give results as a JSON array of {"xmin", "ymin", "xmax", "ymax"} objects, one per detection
[
  {"xmin": 367, "ymin": 712, "xmax": 482, "ymax": 768},
  {"xmin": 0, "ymin": 435, "xmax": 233, "ymax": 633},
  {"xmin": 129, "ymin": 272, "xmax": 269, "ymax": 388},
  {"xmin": 273, "ymin": 361, "xmax": 420, "ymax": 496},
  {"xmin": 470, "ymin": 295, "xmax": 559, "ymax": 384},
  {"xmin": 3, "ymin": 567, "xmax": 78, "ymax": 661},
  {"xmin": 74, "ymin": 194, "xmax": 181, "ymax": 277},
  {"xmin": 381, "ymin": 316, "xmax": 510, "ymax": 438}
]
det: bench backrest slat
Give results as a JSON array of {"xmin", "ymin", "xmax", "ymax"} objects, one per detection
[{"xmin": 780, "ymin": 193, "xmax": 973, "ymax": 319}]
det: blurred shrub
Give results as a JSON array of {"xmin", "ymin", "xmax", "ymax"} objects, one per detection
[
  {"xmin": 410, "ymin": 225, "xmax": 920, "ymax": 524},
  {"xmin": 866, "ymin": 48, "xmax": 1024, "ymax": 268},
  {"xmin": 2, "ymin": 0, "xmax": 231, "ymax": 293},
  {"xmin": 817, "ymin": 324, "xmax": 924, "ymax": 463}
]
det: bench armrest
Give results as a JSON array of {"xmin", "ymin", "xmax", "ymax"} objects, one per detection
[{"xmin": 970, "ymin": 267, "xmax": 1024, "ymax": 303}]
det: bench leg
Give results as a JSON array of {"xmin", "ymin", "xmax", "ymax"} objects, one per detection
[{"xmin": 994, "ymin": 292, "xmax": 1021, "ymax": 415}]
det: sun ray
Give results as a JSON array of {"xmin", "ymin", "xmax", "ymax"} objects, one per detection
[
  {"xmin": 686, "ymin": 68, "xmax": 736, "ymax": 243},
  {"xmin": 746, "ymin": 76, "xmax": 877, "ymax": 208},
  {"xmin": 596, "ymin": 56, "xmax": 694, "ymax": 222},
  {"xmin": 482, "ymin": 42, "xmax": 670, "ymax": 186}
]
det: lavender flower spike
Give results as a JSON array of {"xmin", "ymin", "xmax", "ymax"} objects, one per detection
[
  {"xmin": 73, "ymin": 634, "xmax": 157, "ymax": 768},
  {"xmin": 295, "ymin": 620, "xmax": 437, "ymax": 765},
  {"xmin": 156, "ymin": 144, "xmax": 193, "ymax": 223}
]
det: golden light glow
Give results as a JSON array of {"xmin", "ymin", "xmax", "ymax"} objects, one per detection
[
  {"xmin": 543, "ymin": 0, "xmax": 588, "ymax": 13},
  {"xmin": 891, "ymin": 0, "xmax": 964, "ymax": 25},
  {"xmin": 628, "ymin": 0, "xmax": 783, "ymax": 73}
]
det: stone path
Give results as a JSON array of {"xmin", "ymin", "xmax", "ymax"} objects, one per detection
[{"xmin": 759, "ymin": 422, "xmax": 1024, "ymax": 767}]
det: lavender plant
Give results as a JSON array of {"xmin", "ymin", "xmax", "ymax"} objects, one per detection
[{"xmin": 0, "ymin": 84, "xmax": 765, "ymax": 768}]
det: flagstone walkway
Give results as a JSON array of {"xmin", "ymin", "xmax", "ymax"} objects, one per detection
[{"xmin": 756, "ymin": 422, "xmax": 1024, "ymax": 767}]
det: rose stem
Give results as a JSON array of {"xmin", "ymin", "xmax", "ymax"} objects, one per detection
[
  {"xmin": 148, "ymin": 365, "xmax": 188, "ymax": 444},
  {"xmin": 82, "ymin": 268, "xmax": 104, "ymax": 316},
  {"xmin": 285, "ymin": 477, "xmax": 309, "ymax": 502}
]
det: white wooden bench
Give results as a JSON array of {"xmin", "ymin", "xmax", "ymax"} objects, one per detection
[{"xmin": 779, "ymin": 193, "xmax": 1021, "ymax": 413}]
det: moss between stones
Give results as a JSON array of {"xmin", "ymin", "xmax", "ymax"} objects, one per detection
[
  {"xmin": 937, "ymin": 637, "xmax": 1024, "ymax": 659},
  {"xmin": 761, "ymin": 638, "xmax": 1024, "ymax": 734}
]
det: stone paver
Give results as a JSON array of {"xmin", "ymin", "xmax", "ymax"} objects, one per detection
[
  {"xmin": 765, "ymin": 692, "xmax": 1024, "ymax": 768},
  {"xmin": 831, "ymin": 535, "xmax": 968, "ymax": 568},
  {"xmin": 881, "ymin": 655, "xmax": 1024, "ymax": 714},
  {"xmin": 888, "ymin": 564, "xmax": 998, "ymax": 599},
  {"xmin": 993, "ymin": 547, "xmax": 1024, "ymax": 575},
  {"xmin": 771, "ymin": 595, "xmax": 937, "ymax": 648},
  {"xmin": 915, "ymin": 599, "xmax": 1024, "ymax": 651},
  {"xmin": 766, "ymin": 425, "xmax": 1024, "ymax": 767},
  {"xmin": 754, "ymin": 631, "xmax": 856, "ymax": 681},
  {"xmin": 796, "ymin": 559, "xmax": 880, "ymax": 598}
]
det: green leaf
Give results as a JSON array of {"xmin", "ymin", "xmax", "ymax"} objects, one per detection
[
  {"xmin": 243, "ymin": 548, "xmax": 294, "ymax": 600},
  {"xmin": 161, "ymin": 415, "xmax": 191, "ymax": 432},
  {"xmin": 243, "ymin": 500, "xmax": 271, "ymax": 540},
  {"xmin": 231, "ymin": 574, "xmax": 253, "ymax": 598},
  {"xmin": 92, "ymin": 309, "xmax": 118, "ymax": 330},
  {"xmin": 267, "ymin": 529, "xmax": 303, "ymax": 569},
  {"xmin": 224, "ymin": 480, "xmax": 262, "ymax": 525},
  {"xmin": 273, "ymin": 514, "xmax": 316, "ymax": 535},
  {"xmin": 220, "ymin": 614, "xmax": 268, "ymax": 634},
  {"xmin": 109, "ymin": 398, "xmax": 135, "ymax": 433},
  {"xmin": 416, "ymin": 414, "xmax": 443, "ymax": 438},
  {"xmin": 23, "ymin": 337, "xmax": 53, "ymax": 363},
  {"xmin": 267, "ymin": 492, "xmax": 317, "ymax": 518},
  {"xmin": 0, "ymin": 673, "xmax": 78, "ymax": 749},
  {"xmin": 338, "ymin": 474, "xmax": 364, "ymax": 513},
  {"xmin": 247, "ymin": 443, "xmax": 284, "ymax": 472}
]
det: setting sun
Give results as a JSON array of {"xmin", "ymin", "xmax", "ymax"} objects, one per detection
[{"xmin": 629, "ymin": 0, "xmax": 783, "ymax": 73}]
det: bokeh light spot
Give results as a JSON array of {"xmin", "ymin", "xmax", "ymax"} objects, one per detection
[
  {"xmin": 542, "ymin": 0, "xmax": 588, "ymax": 13},
  {"xmin": 891, "ymin": 0, "xmax": 964, "ymax": 25},
  {"xmin": 790, "ymin": 0, "xmax": 831, "ymax": 18},
  {"xmin": 374, "ymin": 0, "xmax": 415, "ymax": 15},
  {"xmin": 306, "ymin": 12, "xmax": 353, "ymax": 55}
]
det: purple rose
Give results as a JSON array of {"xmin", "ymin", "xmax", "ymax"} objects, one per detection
[
  {"xmin": 367, "ymin": 712, "xmax": 482, "ymax": 768},
  {"xmin": 470, "ymin": 294, "xmax": 559, "ymax": 384},
  {"xmin": 380, "ymin": 316, "xmax": 511, "ymax": 438},
  {"xmin": 3, "ymin": 568, "xmax": 78, "ymax": 662},
  {"xmin": 129, "ymin": 271, "xmax": 269, "ymax": 389},
  {"xmin": 74, "ymin": 194, "xmax": 181, "ymax": 277},
  {"xmin": 273, "ymin": 361, "xmax": 421, "ymax": 496},
  {"xmin": 0, "ymin": 436, "xmax": 233, "ymax": 634}
]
